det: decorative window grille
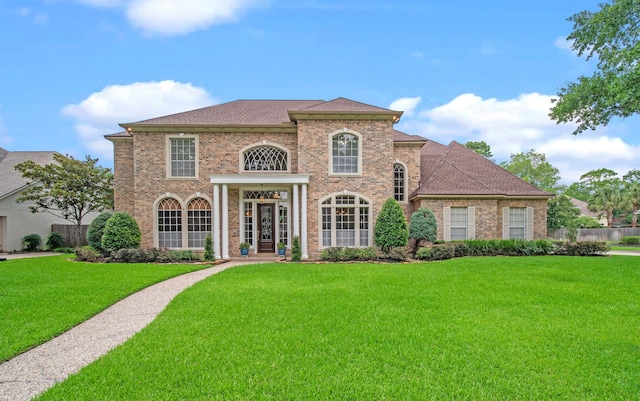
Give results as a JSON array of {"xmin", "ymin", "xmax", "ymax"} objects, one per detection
[
  {"xmin": 243, "ymin": 146, "xmax": 288, "ymax": 171},
  {"xmin": 244, "ymin": 202, "xmax": 254, "ymax": 246},
  {"xmin": 187, "ymin": 198, "xmax": 211, "ymax": 248},
  {"xmin": 332, "ymin": 133, "xmax": 359, "ymax": 173},
  {"xmin": 158, "ymin": 198, "xmax": 182, "ymax": 248},
  {"xmin": 279, "ymin": 204, "xmax": 288, "ymax": 245},
  {"xmin": 394, "ymin": 163, "xmax": 406, "ymax": 202},
  {"xmin": 170, "ymin": 138, "xmax": 196, "ymax": 177}
]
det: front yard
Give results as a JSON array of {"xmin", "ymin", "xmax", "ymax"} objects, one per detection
[{"xmin": 31, "ymin": 256, "xmax": 640, "ymax": 400}]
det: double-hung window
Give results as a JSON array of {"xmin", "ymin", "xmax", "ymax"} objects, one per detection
[
  {"xmin": 168, "ymin": 136, "xmax": 197, "ymax": 178},
  {"xmin": 331, "ymin": 133, "xmax": 360, "ymax": 174}
]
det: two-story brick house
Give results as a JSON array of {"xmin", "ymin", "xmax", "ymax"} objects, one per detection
[{"xmin": 106, "ymin": 97, "xmax": 552, "ymax": 259}]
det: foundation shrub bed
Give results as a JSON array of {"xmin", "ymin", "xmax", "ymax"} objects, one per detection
[
  {"xmin": 552, "ymin": 241, "xmax": 609, "ymax": 256},
  {"xmin": 621, "ymin": 236, "xmax": 640, "ymax": 245},
  {"xmin": 320, "ymin": 247, "xmax": 378, "ymax": 262}
]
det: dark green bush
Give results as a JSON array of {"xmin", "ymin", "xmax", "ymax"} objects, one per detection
[
  {"xmin": 415, "ymin": 247, "xmax": 431, "ymax": 260},
  {"xmin": 87, "ymin": 212, "xmax": 112, "ymax": 251},
  {"xmin": 109, "ymin": 248, "xmax": 200, "ymax": 263},
  {"xmin": 374, "ymin": 198, "xmax": 409, "ymax": 253},
  {"xmin": 53, "ymin": 247, "xmax": 75, "ymax": 254},
  {"xmin": 203, "ymin": 234, "xmax": 214, "ymax": 261},
  {"xmin": 430, "ymin": 243, "xmax": 455, "ymax": 260},
  {"xmin": 553, "ymin": 241, "xmax": 609, "ymax": 256},
  {"xmin": 385, "ymin": 246, "xmax": 410, "ymax": 262},
  {"xmin": 101, "ymin": 212, "xmax": 141, "ymax": 253},
  {"xmin": 45, "ymin": 232, "xmax": 64, "ymax": 250},
  {"xmin": 292, "ymin": 235, "xmax": 301, "ymax": 262},
  {"xmin": 452, "ymin": 241, "xmax": 469, "ymax": 258},
  {"xmin": 75, "ymin": 246, "xmax": 102, "ymax": 262},
  {"xmin": 21, "ymin": 233, "xmax": 42, "ymax": 251},
  {"xmin": 320, "ymin": 247, "xmax": 378, "ymax": 262},
  {"xmin": 621, "ymin": 236, "xmax": 640, "ymax": 245}
]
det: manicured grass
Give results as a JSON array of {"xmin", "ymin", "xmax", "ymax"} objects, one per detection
[
  {"xmin": 38, "ymin": 256, "xmax": 640, "ymax": 400},
  {"xmin": 610, "ymin": 245, "xmax": 640, "ymax": 251},
  {"xmin": 0, "ymin": 255, "xmax": 211, "ymax": 362}
]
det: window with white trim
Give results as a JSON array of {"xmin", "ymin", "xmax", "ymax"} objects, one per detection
[
  {"xmin": 243, "ymin": 145, "xmax": 288, "ymax": 172},
  {"xmin": 320, "ymin": 194, "xmax": 370, "ymax": 247},
  {"xmin": 331, "ymin": 133, "xmax": 359, "ymax": 174},
  {"xmin": 187, "ymin": 198, "xmax": 211, "ymax": 248},
  {"xmin": 509, "ymin": 207, "xmax": 526, "ymax": 239},
  {"xmin": 158, "ymin": 198, "xmax": 182, "ymax": 248},
  {"xmin": 450, "ymin": 207, "xmax": 468, "ymax": 240},
  {"xmin": 169, "ymin": 137, "xmax": 197, "ymax": 178},
  {"xmin": 394, "ymin": 163, "xmax": 406, "ymax": 202}
]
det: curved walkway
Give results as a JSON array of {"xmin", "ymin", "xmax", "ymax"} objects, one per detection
[{"xmin": 0, "ymin": 260, "xmax": 256, "ymax": 401}]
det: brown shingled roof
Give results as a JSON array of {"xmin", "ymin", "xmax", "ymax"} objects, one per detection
[
  {"xmin": 413, "ymin": 141, "xmax": 553, "ymax": 198},
  {"xmin": 393, "ymin": 129, "xmax": 428, "ymax": 143},
  {"xmin": 300, "ymin": 97, "xmax": 398, "ymax": 113},
  {"xmin": 0, "ymin": 149, "xmax": 58, "ymax": 199}
]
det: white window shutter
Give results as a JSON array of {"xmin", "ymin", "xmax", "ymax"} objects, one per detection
[
  {"xmin": 443, "ymin": 207, "xmax": 451, "ymax": 241},
  {"xmin": 502, "ymin": 207, "xmax": 510, "ymax": 240},
  {"xmin": 526, "ymin": 207, "xmax": 534, "ymax": 240},
  {"xmin": 468, "ymin": 207, "xmax": 476, "ymax": 239}
]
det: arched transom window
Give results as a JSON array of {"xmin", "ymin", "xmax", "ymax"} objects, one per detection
[
  {"xmin": 394, "ymin": 163, "xmax": 406, "ymax": 202},
  {"xmin": 158, "ymin": 198, "xmax": 182, "ymax": 248},
  {"xmin": 157, "ymin": 197, "xmax": 211, "ymax": 249},
  {"xmin": 320, "ymin": 194, "xmax": 370, "ymax": 248},
  {"xmin": 243, "ymin": 145, "xmax": 288, "ymax": 171}
]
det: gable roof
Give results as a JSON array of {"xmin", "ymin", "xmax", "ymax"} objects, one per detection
[
  {"xmin": 0, "ymin": 149, "xmax": 57, "ymax": 200},
  {"xmin": 393, "ymin": 129, "xmax": 428, "ymax": 143},
  {"xmin": 413, "ymin": 141, "xmax": 553, "ymax": 199},
  {"xmin": 120, "ymin": 98, "xmax": 401, "ymax": 129}
]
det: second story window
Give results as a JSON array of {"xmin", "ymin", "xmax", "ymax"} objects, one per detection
[
  {"xmin": 243, "ymin": 145, "xmax": 288, "ymax": 172},
  {"xmin": 169, "ymin": 137, "xmax": 197, "ymax": 178},
  {"xmin": 393, "ymin": 163, "xmax": 406, "ymax": 202},
  {"xmin": 331, "ymin": 133, "xmax": 359, "ymax": 174}
]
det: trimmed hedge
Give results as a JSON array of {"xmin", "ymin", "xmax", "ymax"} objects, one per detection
[
  {"xmin": 621, "ymin": 236, "xmax": 640, "ymax": 245},
  {"xmin": 320, "ymin": 247, "xmax": 378, "ymax": 262},
  {"xmin": 552, "ymin": 241, "xmax": 609, "ymax": 256},
  {"xmin": 110, "ymin": 248, "xmax": 199, "ymax": 263}
]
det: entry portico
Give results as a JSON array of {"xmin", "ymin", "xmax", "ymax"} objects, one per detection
[{"xmin": 210, "ymin": 174, "xmax": 310, "ymax": 260}]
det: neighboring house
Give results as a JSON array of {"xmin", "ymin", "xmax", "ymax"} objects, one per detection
[
  {"xmin": 0, "ymin": 148, "xmax": 58, "ymax": 251},
  {"xmin": 569, "ymin": 197, "xmax": 608, "ymax": 226},
  {"xmin": 106, "ymin": 98, "xmax": 553, "ymax": 259}
]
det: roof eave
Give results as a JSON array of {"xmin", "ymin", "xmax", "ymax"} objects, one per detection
[
  {"xmin": 410, "ymin": 194, "xmax": 554, "ymax": 201},
  {"xmin": 288, "ymin": 110, "xmax": 401, "ymax": 122},
  {"xmin": 118, "ymin": 123, "xmax": 299, "ymax": 133}
]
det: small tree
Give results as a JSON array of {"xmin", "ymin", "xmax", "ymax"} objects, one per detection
[
  {"xmin": 14, "ymin": 154, "xmax": 113, "ymax": 226},
  {"xmin": 409, "ymin": 207, "xmax": 437, "ymax": 251},
  {"xmin": 203, "ymin": 234, "xmax": 214, "ymax": 261},
  {"xmin": 374, "ymin": 198, "xmax": 409, "ymax": 253},
  {"xmin": 101, "ymin": 212, "xmax": 141, "ymax": 253},
  {"xmin": 86, "ymin": 212, "xmax": 112, "ymax": 252},
  {"xmin": 291, "ymin": 235, "xmax": 301, "ymax": 262}
]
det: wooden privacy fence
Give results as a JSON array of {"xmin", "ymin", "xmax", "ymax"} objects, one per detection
[
  {"xmin": 549, "ymin": 227, "xmax": 640, "ymax": 241},
  {"xmin": 51, "ymin": 224, "xmax": 89, "ymax": 248}
]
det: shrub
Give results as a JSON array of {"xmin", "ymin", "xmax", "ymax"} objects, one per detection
[
  {"xmin": 292, "ymin": 235, "xmax": 301, "ymax": 262},
  {"xmin": 75, "ymin": 246, "xmax": 102, "ymax": 262},
  {"xmin": 109, "ymin": 248, "xmax": 200, "ymax": 263},
  {"xmin": 430, "ymin": 243, "xmax": 455, "ymax": 260},
  {"xmin": 415, "ymin": 247, "xmax": 431, "ymax": 260},
  {"xmin": 409, "ymin": 207, "xmax": 437, "ymax": 250},
  {"xmin": 101, "ymin": 212, "xmax": 141, "ymax": 253},
  {"xmin": 21, "ymin": 233, "xmax": 42, "ymax": 251},
  {"xmin": 621, "ymin": 236, "xmax": 640, "ymax": 245},
  {"xmin": 553, "ymin": 241, "xmax": 609, "ymax": 256},
  {"xmin": 320, "ymin": 247, "xmax": 382, "ymax": 262},
  {"xmin": 385, "ymin": 246, "xmax": 410, "ymax": 262},
  {"xmin": 452, "ymin": 241, "xmax": 469, "ymax": 258},
  {"xmin": 374, "ymin": 198, "xmax": 409, "ymax": 253},
  {"xmin": 86, "ymin": 212, "xmax": 112, "ymax": 252},
  {"xmin": 53, "ymin": 247, "xmax": 75, "ymax": 254},
  {"xmin": 203, "ymin": 234, "xmax": 214, "ymax": 261},
  {"xmin": 45, "ymin": 232, "xmax": 64, "ymax": 250}
]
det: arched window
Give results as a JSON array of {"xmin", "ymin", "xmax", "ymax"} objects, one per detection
[
  {"xmin": 243, "ymin": 145, "xmax": 288, "ymax": 171},
  {"xmin": 158, "ymin": 198, "xmax": 182, "ymax": 248},
  {"xmin": 320, "ymin": 193, "xmax": 370, "ymax": 248},
  {"xmin": 393, "ymin": 163, "xmax": 406, "ymax": 202},
  {"xmin": 187, "ymin": 198, "xmax": 211, "ymax": 248},
  {"xmin": 331, "ymin": 133, "xmax": 359, "ymax": 174}
]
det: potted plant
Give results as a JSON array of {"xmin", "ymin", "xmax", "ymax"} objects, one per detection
[
  {"xmin": 239, "ymin": 242, "xmax": 250, "ymax": 257},
  {"xmin": 277, "ymin": 241, "xmax": 287, "ymax": 256}
]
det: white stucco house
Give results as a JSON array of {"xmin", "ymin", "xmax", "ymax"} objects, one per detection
[{"xmin": 0, "ymin": 147, "xmax": 102, "ymax": 252}]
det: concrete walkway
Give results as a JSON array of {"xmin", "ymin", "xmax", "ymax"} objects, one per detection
[{"xmin": 0, "ymin": 260, "xmax": 257, "ymax": 401}]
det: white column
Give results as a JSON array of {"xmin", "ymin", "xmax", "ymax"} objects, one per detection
[
  {"xmin": 292, "ymin": 184, "xmax": 300, "ymax": 238},
  {"xmin": 213, "ymin": 184, "xmax": 221, "ymax": 260},
  {"xmin": 222, "ymin": 184, "xmax": 229, "ymax": 259},
  {"xmin": 301, "ymin": 184, "xmax": 308, "ymax": 260}
]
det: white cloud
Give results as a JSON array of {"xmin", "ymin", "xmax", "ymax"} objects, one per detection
[
  {"xmin": 395, "ymin": 92, "xmax": 640, "ymax": 184},
  {"xmin": 554, "ymin": 36, "xmax": 573, "ymax": 51},
  {"xmin": 15, "ymin": 7, "xmax": 48, "ymax": 25},
  {"xmin": 62, "ymin": 80, "xmax": 216, "ymax": 161},
  {"xmin": 389, "ymin": 97, "xmax": 421, "ymax": 118},
  {"xmin": 73, "ymin": 0, "xmax": 266, "ymax": 36}
]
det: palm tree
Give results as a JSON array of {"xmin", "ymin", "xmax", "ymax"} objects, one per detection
[
  {"xmin": 623, "ymin": 170, "xmax": 640, "ymax": 228},
  {"xmin": 588, "ymin": 182, "xmax": 623, "ymax": 228}
]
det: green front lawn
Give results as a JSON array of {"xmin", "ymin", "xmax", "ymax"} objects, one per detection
[
  {"xmin": 0, "ymin": 255, "xmax": 211, "ymax": 362},
  {"xmin": 38, "ymin": 256, "xmax": 640, "ymax": 400}
]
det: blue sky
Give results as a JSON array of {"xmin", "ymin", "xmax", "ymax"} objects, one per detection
[{"xmin": 1, "ymin": 0, "xmax": 638, "ymax": 184}]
